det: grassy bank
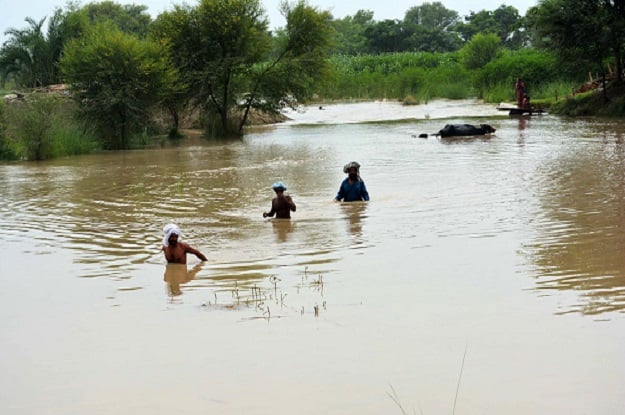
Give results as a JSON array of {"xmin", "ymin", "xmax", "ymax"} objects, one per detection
[
  {"xmin": 317, "ymin": 52, "xmax": 472, "ymax": 103},
  {"xmin": 316, "ymin": 49, "xmax": 577, "ymax": 105},
  {"xmin": 549, "ymin": 81, "xmax": 625, "ymax": 116}
]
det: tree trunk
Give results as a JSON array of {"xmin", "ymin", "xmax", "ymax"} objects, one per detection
[
  {"xmin": 119, "ymin": 109, "xmax": 128, "ymax": 149},
  {"xmin": 602, "ymin": 70, "xmax": 609, "ymax": 102},
  {"xmin": 238, "ymin": 97, "xmax": 253, "ymax": 134},
  {"xmin": 615, "ymin": 48, "xmax": 623, "ymax": 82},
  {"xmin": 168, "ymin": 105, "xmax": 179, "ymax": 135}
]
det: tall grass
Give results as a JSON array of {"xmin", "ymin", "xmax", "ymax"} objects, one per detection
[
  {"xmin": 481, "ymin": 80, "xmax": 580, "ymax": 104},
  {"xmin": 317, "ymin": 52, "xmax": 473, "ymax": 102},
  {"xmin": 532, "ymin": 80, "xmax": 580, "ymax": 103},
  {"xmin": 473, "ymin": 49, "xmax": 562, "ymax": 101},
  {"xmin": 2, "ymin": 95, "xmax": 98, "ymax": 160},
  {"xmin": 317, "ymin": 49, "xmax": 578, "ymax": 104},
  {"xmin": 49, "ymin": 120, "xmax": 99, "ymax": 157}
]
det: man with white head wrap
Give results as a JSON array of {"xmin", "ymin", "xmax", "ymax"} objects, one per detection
[{"xmin": 162, "ymin": 223, "xmax": 207, "ymax": 264}]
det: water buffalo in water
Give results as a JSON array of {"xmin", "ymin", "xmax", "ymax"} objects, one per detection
[{"xmin": 436, "ymin": 124, "xmax": 496, "ymax": 137}]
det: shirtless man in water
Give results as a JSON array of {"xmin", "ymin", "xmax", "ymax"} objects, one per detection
[
  {"xmin": 162, "ymin": 223, "xmax": 207, "ymax": 264},
  {"xmin": 263, "ymin": 181, "xmax": 296, "ymax": 219}
]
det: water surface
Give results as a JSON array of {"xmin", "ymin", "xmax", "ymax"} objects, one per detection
[{"xmin": 1, "ymin": 100, "xmax": 624, "ymax": 415}]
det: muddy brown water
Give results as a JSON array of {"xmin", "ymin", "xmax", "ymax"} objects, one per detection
[{"xmin": 1, "ymin": 100, "xmax": 624, "ymax": 415}]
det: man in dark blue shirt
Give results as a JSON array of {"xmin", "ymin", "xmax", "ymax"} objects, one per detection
[{"xmin": 335, "ymin": 161, "xmax": 370, "ymax": 202}]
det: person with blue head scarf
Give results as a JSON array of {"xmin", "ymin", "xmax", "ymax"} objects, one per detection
[
  {"xmin": 263, "ymin": 181, "xmax": 297, "ymax": 219},
  {"xmin": 335, "ymin": 161, "xmax": 370, "ymax": 202}
]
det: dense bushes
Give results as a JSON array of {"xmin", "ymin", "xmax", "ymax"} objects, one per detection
[
  {"xmin": 473, "ymin": 49, "xmax": 559, "ymax": 100},
  {"xmin": 0, "ymin": 100, "xmax": 10, "ymax": 159},
  {"xmin": 315, "ymin": 49, "xmax": 572, "ymax": 104},
  {"xmin": 2, "ymin": 95, "xmax": 98, "ymax": 160},
  {"xmin": 318, "ymin": 52, "xmax": 472, "ymax": 102},
  {"xmin": 0, "ymin": 47, "xmax": 586, "ymax": 161}
]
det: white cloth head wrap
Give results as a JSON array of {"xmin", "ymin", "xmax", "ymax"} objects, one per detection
[{"xmin": 163, "ymin": 223, "xmax": 181, "ymax": 247}]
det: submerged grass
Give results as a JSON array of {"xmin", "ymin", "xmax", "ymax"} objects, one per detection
[{"xmin": 200, "ymin": 267, "xmax": 326, "ymax": 320}]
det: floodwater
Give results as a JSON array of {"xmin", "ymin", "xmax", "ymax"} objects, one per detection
[{"xmin": 1, "ymin": 99, "xmax": 625, "ymax": 415}]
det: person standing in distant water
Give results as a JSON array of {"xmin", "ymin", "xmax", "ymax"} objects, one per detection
[
  {"xmin": 162, "ymin": 223, "xmax": 207, "ymax": 264},
  {"xmin": 263, "ymin": 181, "xmax": 296, "ymax": 219},
  {"xmin": 521, "ymin": 93, "xmax": 531, "ymax": 109},
  {"xmin": 335, "ymin": 161, "xmax": 370, "ymax": 202},
  {"xmin": 515, "ymin": 78, "xmax": 526, "ymax": 107}
]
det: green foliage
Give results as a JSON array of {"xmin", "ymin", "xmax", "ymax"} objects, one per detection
[
  {"xmin": 404, "ymin": 1, "xmax": 459, "ymax": 30},
  {"xmin": 4, "ymin": 96, "xmax": 55, "ymax": 159},
  {"xmin": 0, "ymin": 100, "xmax": 12, "ymax": 159},
  {"xmin": 478, "ymin": 81, "xmax": 515, "ymax": 103},
  {"xmin": 153, "ymin": 0, "xmax": 273, "ymax": 136},
  {"xmin": 0, "ymin": 17, "xmax": 55, "ymax": 88},
  {"xmin": 473, "ymin": 49, "xmax": 559, "ymax": 99},
  {"xmin": 532, "ymin": 80, "xmax": 579, "ymax": 103},
  {"xmin": 550, "ymin": 91, "xmax": 601, "ymax": 116},
  {"xmin": 455, "ymin": 5, "xmax": 525, "ymax": 48},
  {"xmin": 0, "ymin": 1, "xmax": 160, "ymax": 122},
  {"xmin": 526, "ymin": 0, "xmax": 621, "ymax": 78},
  {"xmin": 60, "ymin": 23, "xmax": 178, "ymax": 149},
  {"xmin": 2, "ymin": 95, "xmax": 97, "ymax": 160},
  {"xmin": 330, "ymin": 9, "xmax": 373, "ymax": 55},
  {"xmin": 364, "ymin": 19, "xmax": 411, "ymax": 53},
  {"xmin": 401, "ymin": 2, "xmax": 461, "ymax": 52},
  {"xmin": 272, "ymin": 1, "xmax": 333, "ymax": 98},
  {"xmin": 460, "ymin": 32, "xmax": 502, "ymax": 70},
  {"xmin": 154, "ymin": 0, "xmax": 333, "ymax": 136},
  {"xmin": 550, "ymin": 83, "xmax": 625, "ymax": 116},
  {"xmin": 81, "ymin": 0, "xmax": 152, "ymax": 37},
  {"xmin": 317, "ymin": 52, "xmax": 471, "ymax": 101}
]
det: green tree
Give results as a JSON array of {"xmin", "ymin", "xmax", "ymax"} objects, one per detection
[
  {"xmin": 60, "ymin": 23, "xmax": 178, "ymax": 149},
  {"xmin": 402, "ymin": 2, "xmax": 462, "ymax": 52},
  {"xmin": 3, "ymin": 96, "xmax": 57, "ymax": 160},
  {"xmin": 493, "ymin": 5, "xmax": 525, "ymax": 48},
  {"xmin": 154, "ymin": 0, "xmax": 333, "ymax": 137},
  {"xmin": 364, "ymin": 19, "xmax": 409, "ymax": 53},
  {"xmin": 527, "ymin": 0, "xmax": 622, "ymax": 84},
  {"xmin": 330, "ymin": 9, "xmax": 374, "ymax": 55},
  {"xmin": 455, "ymin": 5, "xmax": 524, "ymax": 48},
  {"xmin": 0, "ymin": 17, "xmax": 55, "ymax": 87},
  {"xmin": 404, "ymin": 1, "xmax": 459, "ymax": 30},
  {"xmin": 460, "ymin": 32, "xmax": 502, "ymax": 70},
  {"xmin": 0, "ymin": 5, "xmax": 87, "ymax": 88},
  {"xmin": 81, "ymin": 1, "xmax": 152, "ymax": 37}
]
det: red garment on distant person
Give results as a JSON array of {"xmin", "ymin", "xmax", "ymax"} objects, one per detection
[{"xmin": 515, "ymin": 78, "xmax": 526, "ymax": 107}]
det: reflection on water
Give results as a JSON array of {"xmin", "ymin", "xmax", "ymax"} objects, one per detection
[
  {"xmin": 164, "ymin": 262, "xmax": 203, "ymax": 298},
  {"xmin": 340, "ymin": 202, "xmax": 368, "ymax": 247},
  {"xmin": 2, "ymin": 101, "xmax": 625, "ymax": 415},
  {"xmin": 270, "ymin": 219, "xmax": 294, "ymax": 242},
  {"xmin": 2, "ymin": 106, "xmax": 625, "ymax": 319},
  {"xmin": 523, "ymin": 135, "xmax": 625, "ymax": 314}
]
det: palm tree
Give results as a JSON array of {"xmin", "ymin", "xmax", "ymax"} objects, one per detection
[{"xmin": 0, "ymin": 16, "xmax": 63, "ymax": 88}]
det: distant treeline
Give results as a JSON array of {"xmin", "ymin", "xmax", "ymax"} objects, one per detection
[{"xmin": 0, "ymin": 0, "xmax": 622, "ymax": 160}]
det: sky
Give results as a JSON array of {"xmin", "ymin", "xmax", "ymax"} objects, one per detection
[{"xmin": 0, "ymin": 0, "xmax": 538, "ymax": 45}]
